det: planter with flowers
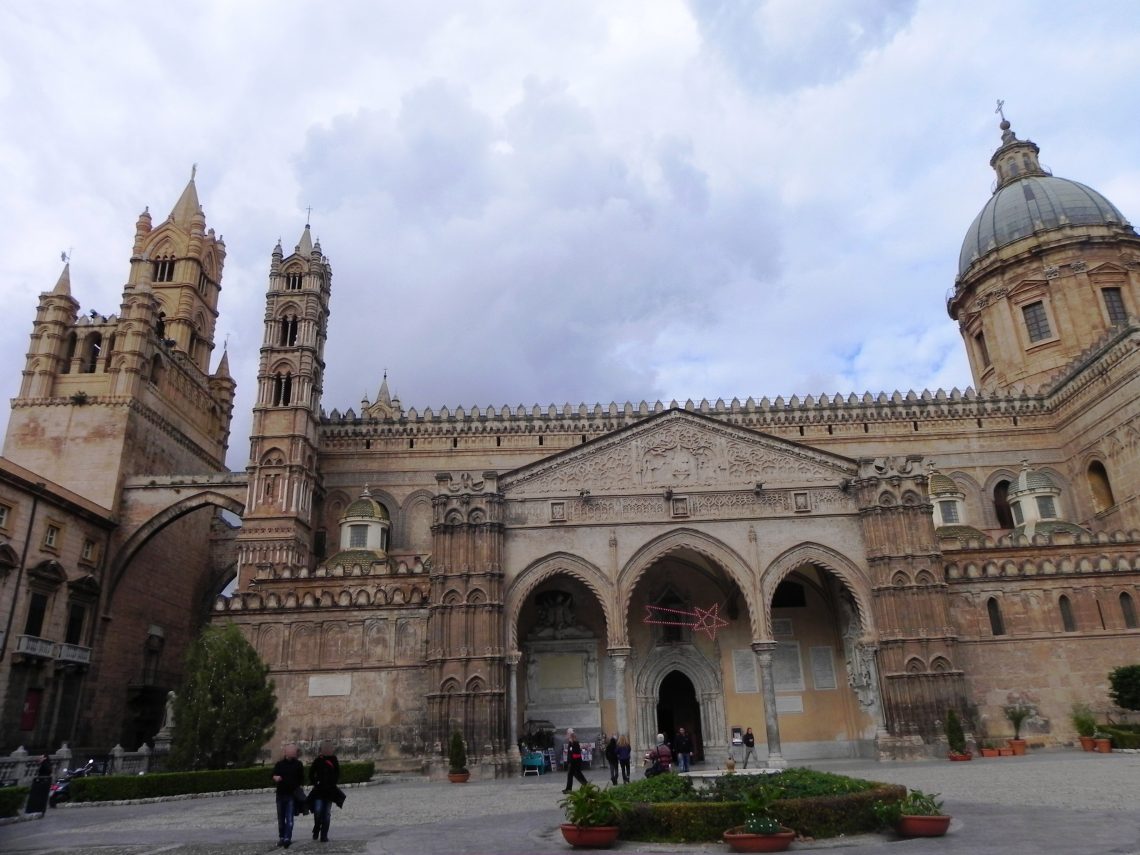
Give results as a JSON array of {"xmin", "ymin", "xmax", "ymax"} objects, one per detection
[
  {"xmin": 723, "ymin": 789, "xmax": 797, "ymax": 853},
  {"xmin": 874, "ymin": 789, "xmax": 952, "ymax": 838},
  {"xmin": 559, "ymin": 783, "xmax": 623, "ymax": 848},
  {"xmin": 1003, "ymin": 701, "xmax": 1032, "ymax": 755}
]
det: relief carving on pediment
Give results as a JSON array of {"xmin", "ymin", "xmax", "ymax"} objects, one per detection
[{"xmin": 502, "ymin": 415, "xmax": 852, "ymax": 497}]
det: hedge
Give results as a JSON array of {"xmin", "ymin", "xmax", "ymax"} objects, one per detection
[
  {"xmin": 0, "ymin": 786, "xmax": 29, "ymax": 818},
  {"xmin": 617, "ymin": 784, "xmax": 906, "ymax": 842},
  {"xmin": 70, "ymin": 761, "xmax": 375, "ymax": 802},
  {"xmin": 1101, "ymin": 726, "xmax": 1140, "ymax": 749}
]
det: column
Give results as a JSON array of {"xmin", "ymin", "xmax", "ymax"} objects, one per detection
[
  {"xmin": 608, "ymin": 647, "xmax": 631, "ymax": 737},
  {"xmin": 506, "ymin": 651, "xmax": 522, "ymax": 768},
  {"xmin": 752, "ymin": 642, "xmax": 786, "ymax": 769}
]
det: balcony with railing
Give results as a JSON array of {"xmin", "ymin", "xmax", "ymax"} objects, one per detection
[
  {"xmin": 55, "ymin": 642, "xmax": 92, "ymax": 665},
  {"xmin": 14, "ymin": 634, "xmax": 56, "ymax": 659}
]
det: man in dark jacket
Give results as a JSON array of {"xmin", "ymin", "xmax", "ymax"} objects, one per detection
[
  {"xmin": 674, "ymin": 727, "xmax": 693, "ymax": 773},
  {"xmin": 309, "ymin": 740, "xmax": 341, "ymax": 843},
  {"xmin": 742, "ymin": 727, "xmax": 758, "ymax": 768},
  {"xmin": 271, "ymin": 743, "xmax": 305, "ymax": 848},
  {"xmin": 561, "ymin": 728, "xmax": 588, "ymax": 793}
]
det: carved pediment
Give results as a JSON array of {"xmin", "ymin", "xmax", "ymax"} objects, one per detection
[{"xmin": 500, "ymin": 409, "xmax": 856, "ymax": 497}]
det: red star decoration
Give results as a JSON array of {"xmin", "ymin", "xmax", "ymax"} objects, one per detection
[{"xmin": 692, "ymin": 603, "xmax": 729, "ymax": 640}]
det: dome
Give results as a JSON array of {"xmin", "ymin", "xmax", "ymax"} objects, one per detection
[
  {"xmin": 928, "ymin": 472, "xmax": 959, "ymax": 496},
  {"xmin": 344, "ymin": 489, "xmax": 389, "ymax": 520},
  {"xmin": 1009, "ymin": 466, "xmax": 1057, "ymax": 497},
  {"xmin": 959, "ymin": 175, "xmax": 1127, "ymax": 276},
  {"xmin": 957, "ymin": 119, "xmax": 1131, "ymax": 277}
]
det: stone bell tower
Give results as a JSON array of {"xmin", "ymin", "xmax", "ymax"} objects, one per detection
[
  {"xmin": 4, "ymin": 173, "xmax": 234, "ymax": 509},
  {"xmin": 235, "ymin": 225, "xmax": 332, "ymax": 586}
]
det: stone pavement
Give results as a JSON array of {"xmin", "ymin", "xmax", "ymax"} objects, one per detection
[{"xmin": 0, "ymin": 751, "xmax": 1138, "ymax": 854}]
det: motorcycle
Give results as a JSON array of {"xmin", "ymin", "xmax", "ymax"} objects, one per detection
[{"xmin": 48, "ymin": 759, "xmax": 98, "ymax": 807}]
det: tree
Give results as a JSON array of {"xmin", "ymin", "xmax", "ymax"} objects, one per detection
[
  {"xmin": 1109, "ymin": 665, "xmax": 1140, "ymax": 712},
  {"xmin": 168, "ymin": 623, "xmax": 277, "ymax": 770}
]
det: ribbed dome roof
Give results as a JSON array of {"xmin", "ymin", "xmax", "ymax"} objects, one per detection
[
  {"xmin": 959, "ymin": 176, "xmax": 1127, "ymax": 275},
  {"xmin": 958, "ymin": 118, "xmax": 1131, "ymax": 277},
  {"xmin": 928, "ymin": 472, "xmax": 959, "ymax": 496},
  {"xmin": 1009, "ymin": 465, "xmax": 1057, "ymax": 497},
  {"xmin": 344, "ymin": 489, "xmax": 389, "ymax": 520}
]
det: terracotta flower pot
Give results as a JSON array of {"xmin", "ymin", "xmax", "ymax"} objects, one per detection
[
  {"xmin": 998, "ymin": 747, "xmax": 1013, "ymax": 756},
  {"xmin": 560, "ymin": 824, "xmax": 620, "ymax": 849},
  {"xmin": 1078, "ymin": 736, "xmax": 1096, "ymax": 751},
  {"xmin": 722, "ymin": 826, "xmax": 796, "ymax": 853},
  {"xmin": 1095, "ymin": 738, "xmax": 1113, "ymax": 753},
  {"xmin": 979, "ymin": 747, "xmax": 998, "ymax": 758},
  {"xmin": 1007, "ymin": 738, "xmax": 1027, "ymax": 756},
  {"xmin": 896, "ymin": 815, "xmax": 952, "ymax": 837},
  {"xmin": 447, "ymin": 771, "xmax": 470, "ymax": 783},
  {"xmin": 947, "ymin": 751, "xmax": 972, "ymax": 761}
]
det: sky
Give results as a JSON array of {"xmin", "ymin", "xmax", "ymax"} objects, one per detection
[{"xmin": 2, "ymin": 1, "xmax": 1140, "ymax": 470}]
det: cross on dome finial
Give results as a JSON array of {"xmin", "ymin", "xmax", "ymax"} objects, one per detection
[
  {"xmin": 191, "ymin": 163, "xmax": 197, "ymax": 181},
  {"xmin": 995, "ymin": 99, "xmax": 1006, "ymax": 123}
]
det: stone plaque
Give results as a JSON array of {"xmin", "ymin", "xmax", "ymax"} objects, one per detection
[
  {"xmin": 810, "ymin": 646, "xmax": 837, "ymax": 690},
  {"xmin": 732, "ymin": 649, "xmax": 759, "ymax": 693},
  {"xmin": 773, "ymin": 642, "xmax": 804, "ymax": 692},
  {"xmin": 771, "ymin": 618, "xmax": 794, "ymax": 637},
  {"xmin": 308, "ymin": 674, "xmax": 351, "ymax": 697},
  {"xmin": 540, "ymin": 653, "xmax": 585, "ymax": 690},
  {"xmin": 602, "ymin": 656, "xmax": 616, "ymax": 700},
  {"xmin": 775, "ymin": 695, "xmax": 804, "ymax": 713}
]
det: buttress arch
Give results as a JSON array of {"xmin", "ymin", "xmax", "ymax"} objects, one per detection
[
  {"xmin": 759, "ymin": 542, "xmax": 874, "ymax": 640},
  {"xmin": 617, "ymin": 528, "xmax": 760, "ymax": 644},
  {"xmin": 505, "ymin": 552, "xmax": 616, "ymax": 649}
]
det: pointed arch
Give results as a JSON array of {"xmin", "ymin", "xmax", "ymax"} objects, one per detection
[
  {"xmin": 760, "ymin": 543, "xmax": 873, "ymax": 641},
  {"xmin": 506, "ymin": 552, "xmax": 614, "ymax": 648},
  {"xmin": 618, "ymin": 528, "xmax": 759, "ymax": 643}
]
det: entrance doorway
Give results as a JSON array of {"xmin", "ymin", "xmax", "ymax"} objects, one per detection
[{"xmin": 656, "ymin": 670, "xmax": 702, "ymax": 761}]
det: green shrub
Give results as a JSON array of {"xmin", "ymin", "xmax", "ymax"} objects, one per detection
[
  {"xmin": 448, "ymin": 731, "xmax": 467, "ymax": 773},
  {"xmin": 945, "ymin": 709, "xmax": 966, "ymax": 753},
  {"xmin": 698, "ymin": 768, "xmax": 876, "ymax": 805},
  {"xmin": 0, "ymin": 786, "xmax": 29, "ymax": 817},
  {"xmin": 1101, "ymin": 726, "xmax": 1140, "ymax": 749},
  {"xmin": 611, "ymin": 772, "xmax": 696, "ymax": 804},
  {"xmin": 1109, "ymin": 665, "xmax": 1140, "ymax": 712},
  {"xmin": 616, "ymin": 782, "xmax": 906, "ymax": 842},
  {"xmin": 1070, "ymin": 703, "xmax": 1097, "ymax": 738},
  {"xmin": 69, "ymin": 761, "xmax": 374, "ymax": 802}
]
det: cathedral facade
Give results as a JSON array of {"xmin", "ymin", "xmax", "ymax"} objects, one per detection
[{"xmin": 2, "ymin": 120, "xmax": 1138, "ymax": 770}]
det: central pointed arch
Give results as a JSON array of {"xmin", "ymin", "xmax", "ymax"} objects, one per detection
[
  {"xmin": 618, "ymin": 528, "xmax": 759, "ymax": 644},
  {"xmin": 631, "ymin": 643, "xmax": 727, "ymax": 758}
]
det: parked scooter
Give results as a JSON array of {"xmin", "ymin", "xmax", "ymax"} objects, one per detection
[{"xmin": 48, "ymin": 759, "xmax": 97, "ymax": 807}]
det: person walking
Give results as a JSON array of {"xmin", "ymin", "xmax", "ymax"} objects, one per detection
[
  {"xmin": 25, "ymin": 754, "xmax": 53, "ymax": 814},
  {"xmin": 309, "ymin": 740, "xmax": 341, "ymax": 843},
  {"xmin": 561, "ymin": 728, "xmax": 588, "ymax": 793},
  {"xmin": 674, "ymin": 727, "xmax": 693, "ymax": 773},
  {"xmin": 271, "ymin": 743, "xmax": 305, "ymax": 848},
  {"xmin": 742, "ymin": 727, "xmax": 758, "ymax": 768},
  {"xmin": 616, "ymin": 735, "xmax": 632, "ymax": 783},
  {"xmin": 604, "ymin": 735, "xmax": 619, "ymax": 785}
]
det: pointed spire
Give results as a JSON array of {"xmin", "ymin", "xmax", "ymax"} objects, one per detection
[
  {"xmin": 377, "ymin": 370, "xmax": 392, "ymax": 406},
  {"xmin": 215, "ymin": 349, "xmax": 231, "ymax": 379},
  {"xmin": 52, "ymin": 262, "xmax": 72, "ymax": 296},
  {"xmin": 169, "ymin": 166, "xmax": 201, "ymax": 226},
  {"xmin": 295, "ymin": 224, "xmax": 313, "ymax": 256}
]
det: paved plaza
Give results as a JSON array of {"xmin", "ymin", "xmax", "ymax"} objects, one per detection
[{"xmin": 1, "ymin": 751, "xmax": 1138, "ymax": 854}]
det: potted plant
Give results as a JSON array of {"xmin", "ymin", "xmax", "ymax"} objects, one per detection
[
  {"xmin": 559, "ymin": 782, "xmax": 623, "ymax": 848},
  {"xmin": 944, "ymin": 709, "xmax": 972, "ymax": 760},
  {"xmin": 1003, "ymin": 701, "xmax": 1032, "ymax": 755},
  {"xmin": 723, "ymin": 788, "xmax": 796, "ymax": 853},
  {"xmin": 1070, "ymin": 704, "xmax": 1097, "ymax": 751},
  {"xmin": 447, "ymin": 730, "xmax": 470, "ymax": 783},
  {"xmin": 874, "ymin": 789, "xmax": 952, "ymax": 838},
  {"xmin": 978, "ymin": 739, "xmax": 999, "ymax": 758},
  {"xmin": 1093, "ymin": 731, "xmax": 1114, "ymax": 753}
]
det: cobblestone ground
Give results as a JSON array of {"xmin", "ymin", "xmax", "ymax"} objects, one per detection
[{"xmin": 1, "ymin": 752, "xmax": 1138, "ymax": 854}]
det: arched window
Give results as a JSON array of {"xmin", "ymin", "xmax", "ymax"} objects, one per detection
[
  {"xmin": 1121, "ymin": 593, "xmax": 1137, "ymax": 630},
  {"xmin": 285, "ymin": 268, "xmax": 303, "ymax": 290},
  {"xmin": 1059, "ymin": 595, "xmax": 1076, "ymax": 632},
  {"xmin": 993, "ymin": 480, "xmax": 1014, "ymax": 528},
  {"xmin": 272, "ymin": 373, "xmax": 292, "ymax": 406},
  {"xmin": 60, "ymin": 332, "xmax": 77, "ymax": 374},
  {"xmin": 279, "ymin": 315, "xmax": 298, "ymax": 346},
  {"xmin": 82, "ymin": 333, "xmax": 102, "ymax": 373},
  {"xmin": 1088, "ymin": 461, "xmax": 1116, "ymax": 512},
  {"xmin": 149, "ymin": 354, "xmax": 164, "ymax": 386},
  {"xmin": 156, "ymin": 313, "xmax": 166, "ymax": 340},
  {"xmin": 103, "ymin": 334, "xmax": 116, "ymax": 372},
  {"xmin": 987, "ymin": 597, "xmax": 1005, "ymax": 636}
]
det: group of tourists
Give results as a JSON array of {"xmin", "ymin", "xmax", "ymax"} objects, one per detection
[
  {"xmin": 560, "ymin": 726, "xmax": 699, "ymax": 793},
  {"xmin": 271, "ymin": 741, "xmax": 342, "ymax": 848}
]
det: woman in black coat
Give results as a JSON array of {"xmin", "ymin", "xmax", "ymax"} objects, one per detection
[{"xmin": 309, "ymin": 741, "xmax": 341, "ymax": 842}]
